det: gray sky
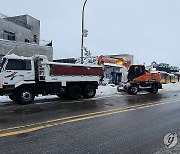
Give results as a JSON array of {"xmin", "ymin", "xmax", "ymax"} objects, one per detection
[{"xmin": 0, "ymin": 0, "xmax": 180, "ymax": 66}]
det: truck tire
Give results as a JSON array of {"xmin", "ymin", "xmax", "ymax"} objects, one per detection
[
  {"xmin": 149, "ymin": 84, "xmax": 158, "ymax": 94},
  {"xmin": 9, "ymin": 95, "xmax": 17, "ymax": 102},
  {"xmin": 16, "ymin": 87, "xmax": 35, "ymax": 105},
  {"xmin": 82, "ymin": 85, "xmax": 96, "ymax": 98},
  {"xmin": 127, "ymin": 84, "xmax": 138, "ymax": 95},
  {"xmin": 68, "ymin": 85, "xmax": 82, "ymax": 100}
]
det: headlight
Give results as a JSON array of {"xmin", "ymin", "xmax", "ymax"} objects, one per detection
[{"xmin": 0, "ymin": 84, "xmax": 3, "ymax": 88}]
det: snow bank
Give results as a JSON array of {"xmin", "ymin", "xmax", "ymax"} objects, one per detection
[
  {"xmin": 0, "ymin": 95, "xmax": 59, "ymax": 105},
  {"xmin": 160, "ymin": 82, "xmax": 180, "ymax": 92},
  {"xmin": 0, "ymin": 96, "xmax": 10, "ymax": 102},
  {"xmin": 0, "ymin": 82, "xmax": 180, "ymax": 103},
  {"xmin": 96, "ymin": 84, "xmax": 118, "ymax": 96}
]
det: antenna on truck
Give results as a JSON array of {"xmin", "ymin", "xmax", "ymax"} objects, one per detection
[{"xmin": 6, "ymin": 45, "xmax": 16, "ymax": 56}]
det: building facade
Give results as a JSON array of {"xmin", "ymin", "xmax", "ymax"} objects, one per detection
[
  {"xmin": 0, "ymin": 14, "xmax": 53, "ymax": 61},
  {"xmin": 101, "ymin": 54, "xmax": 134, "ymax": 83},
  {"xmin": 104, "ymin": 54, "xmax": 134, "ymax": 64}
]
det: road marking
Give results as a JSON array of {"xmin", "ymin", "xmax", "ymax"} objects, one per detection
[
  {"xmin": 0, "ymin": 126, "xmax": 44, "ymax": 137},
  {"xmin": 0, "ymin": 98, "xmax": 180, "ymax": 138}
]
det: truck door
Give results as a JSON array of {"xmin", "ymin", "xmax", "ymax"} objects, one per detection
[
  {"xmin": 0, "ymin": 58, "xmax": 6, "ymax": 86},
  {"xmin": 2, "ymin": 59, "xmax": 34, "ymax": 86}
]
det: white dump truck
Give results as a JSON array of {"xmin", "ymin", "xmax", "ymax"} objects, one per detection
[{"xmin": 0, "ymin": 54, "xmax": 104, "ymax": 104}]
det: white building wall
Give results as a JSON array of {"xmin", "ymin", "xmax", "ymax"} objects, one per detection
[
  {"xmin": 0, "ymin": 17, "xmax": 35, "ymax": 43},
  {"xmin": 0, "ymin": 15, "xmax": 53, "ymax": 61},
  {"xmin": 0, "ymin": 39, "xmax": 53, "ymax": 61}
]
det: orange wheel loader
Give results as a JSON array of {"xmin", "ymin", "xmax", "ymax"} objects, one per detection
[{"xmin": 117, "ymin": 65, "xmax": 162, "ymax": 95}]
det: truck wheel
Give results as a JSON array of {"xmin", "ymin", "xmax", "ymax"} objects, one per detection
[
  {"xmin": 68, "ymin": 85, "xmax": 82, "ymax": 100},
  {"xmin": 16, "ymin": 87, "xmax": 35, "ymax": 105},
  {"xmin": 82, "ymin": 85, "xmax": 96, "ymax": 98},
  {"xmin": 149, "ymin": 84, "xmax": 158, "ymax": 94},
  {"xmin": 9, "ymin": 95, "xmax": 17, "ymax": 102},
  {"xmin": 127, "ymin": 85, "xmax": 138, "ymax": 95}
]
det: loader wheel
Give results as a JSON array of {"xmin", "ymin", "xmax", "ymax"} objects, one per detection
[
  {"xmin": 9, "ymin": 95, "xmax": 17, "ymax": 102},
  {"xmin": 149, "ymin": 84, "xmax": 158, "ymax": 94},
  {"xmin": 16, "ymin": 87, "xmax": 35, "ymax": 105},
  {"xmin": 82, "ymin": 85, "xmax": 96, "ymax": 98},
  {"xmin": 127, "ymin": 85, "xmax": 138, "ymax": 95},
  {"xmin": 68, "ymin": 85, "xmax": 82, "ymax": 100}
]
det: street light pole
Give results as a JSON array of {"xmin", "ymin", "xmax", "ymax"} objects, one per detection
[{"xmin": 81, "ymin": 0, "xmax": 88, "ymax": 64}]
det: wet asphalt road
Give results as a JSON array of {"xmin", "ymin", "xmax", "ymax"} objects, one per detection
[{"xmin": 0, "ymin": 91, "xmax": 180, "ymax": 154}]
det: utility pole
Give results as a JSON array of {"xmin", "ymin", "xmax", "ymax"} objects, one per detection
[{"xmin": 81, "ymin": 0, "xmax": 88, "ymax": 64}]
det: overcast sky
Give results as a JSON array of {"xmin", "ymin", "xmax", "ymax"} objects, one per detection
[{"xmin": 0, "ymin": 0, "xmax": 180, "ymax": 66}]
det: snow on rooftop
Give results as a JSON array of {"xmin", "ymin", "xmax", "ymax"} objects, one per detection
[{"xmin": 4, "ymin": 54, "xmax": 31, "ymax": 60}]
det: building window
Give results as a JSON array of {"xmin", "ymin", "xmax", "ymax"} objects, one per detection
[
  {"xmin": 25, "ymin": 38, "xmax": 30, "ymax": 43},
  {"xmin": 34, "ymin": 35, "xmax": 37, "ymax": 43},
  {"xmin": 3, "ymin": 31, "xmax": 15, "ymax": 41}
]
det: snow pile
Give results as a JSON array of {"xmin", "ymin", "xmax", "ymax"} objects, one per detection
[
  {"xmin": 96, "ymin": 84, "xmax": 118, "ymax": 96},
  {"xmin": 0, "ymin": 95, "xmax": 58, "ymax": 104},
  {"xmin": 0, "ymin": 84, "xmax": 118, "ymax": 104},
  {"xmin": 0, "ymin": 96, "xmax": 10, "ymax": 102},
  {"xmin": 0, "ymin": 82, "xmax": 180, "ymax": 103},
  {"xmin": 161, "ymin": 82, "xmax": 180, "ymax": 92}
]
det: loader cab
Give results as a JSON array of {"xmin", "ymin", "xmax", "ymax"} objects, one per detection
[{"xmin": 127, "ymin": 65, "xmax": 146, "ymax": 81}]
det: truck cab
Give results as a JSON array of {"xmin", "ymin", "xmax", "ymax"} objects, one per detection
[{"xmin": 0, "ymin": 54, "xmax": 35, "ymax": 96}]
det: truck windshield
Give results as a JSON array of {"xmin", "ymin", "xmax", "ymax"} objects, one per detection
[
  {"xmin": 0, "ymin": 58, "xmax": 6, "ymax": 72},
  {"xmin": 5, "ymin": 59, "xmax": 31, "ymax": 70}
]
